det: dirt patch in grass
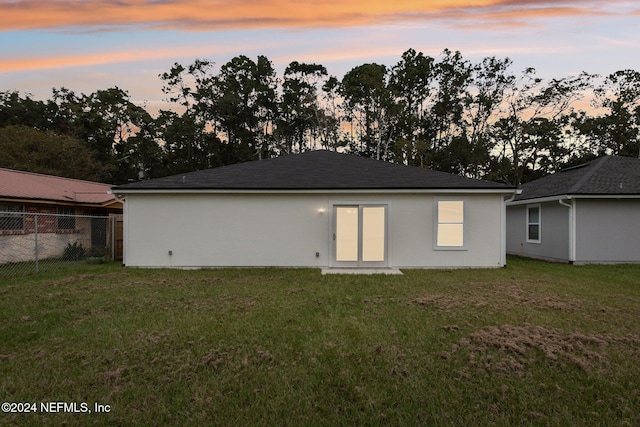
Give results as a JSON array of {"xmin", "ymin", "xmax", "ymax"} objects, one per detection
[
  {"xmin": 42, "ymin": 274, "xmax": 96, "ymax": 286},
  {"xmin": 411, "ymin": 282, "xmax": 590, "ymax": 313},
  {"xmin": 194, "ymin": 345, "xmax": 280, "ymax": 378},
  {"xmin": 105, "ymin": 366, "xmax": 128, "ymax": 384},
  {"xmin": 362, "ymin": 296, "xmax": 388, "ymax": 305},
  {"xmin": 501, "ymin": 285, "xmax": 582, "ymax": 311},
  {"xmin": 135, "ymin": 329, "xmax": 168, "ymax": 344},
  {"xmin": 467, "ymin": 281, "xmax": 586, "ymax": 311},
  {"xmin": 441, "ymin": 324, "xmax": 640, "ymax": 377},
  {"xmin": 411, "ymin": 294, "xmax": 473, "ymax": 311},
  {"xmin": 200, "ymin": 348, "xmax": 231, "ymax": 370}
]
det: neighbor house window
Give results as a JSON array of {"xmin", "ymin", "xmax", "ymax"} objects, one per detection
[
  {"xmin": 57, "ymin": 207, "xmax": 76, "ymax": 230},
  {"xmin": 527, "ymin": 205, "xmax": 541, "ymax": 243},
  {"xmin": 0, "ymin": 203, "xmax": 24, "ymax": 231},
  {"xmin": 435, "ymin": 200, "xmax": 465, "ymax": 248}
]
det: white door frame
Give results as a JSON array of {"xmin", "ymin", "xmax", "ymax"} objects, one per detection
[{"xmin": 331, "ymin": 203, "xmax": 389, "ymax": 268}]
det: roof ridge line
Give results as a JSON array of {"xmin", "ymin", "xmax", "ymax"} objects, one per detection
[{"xmin": 568, "ymin": 156, "xmax": 610, "ymax": 194}]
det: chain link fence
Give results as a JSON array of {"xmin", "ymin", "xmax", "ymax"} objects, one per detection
[{"xmin": 0, "ymin": 212, "xmax": 123, "ymax": 277}]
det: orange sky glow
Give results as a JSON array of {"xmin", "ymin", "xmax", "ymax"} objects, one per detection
[
  {"xmin": 0, "ymin": 0, "xmax": 638, "ymax": 107},
  {"xmin": 0, "ymin": 0, "xmax": 618, "ymax": 32}
]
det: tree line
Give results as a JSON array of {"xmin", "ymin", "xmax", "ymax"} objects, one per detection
[{"xmin": 1, "ymin": 48, "xmax": 639, "ymax": 185}]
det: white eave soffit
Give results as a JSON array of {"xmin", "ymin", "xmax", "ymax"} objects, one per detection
[
  {"xmin": 112, "ymin": 188, "xmax": 517, "ymax": 196},
  {"xmin": 507, "ymin": 194, "xmax": 640, "ymax": 206}
]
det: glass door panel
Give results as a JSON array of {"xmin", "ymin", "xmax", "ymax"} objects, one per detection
[
  {"xmin": 334, "ymin": 205, "xmax": 387, "ymax": 267},
  {"xmin": 362, "ymin": 207, "xmax": 385, "ymax": 262},
  {"xmin": 336, "ymin": 207, "xmax": 359, "ymax": 262}
]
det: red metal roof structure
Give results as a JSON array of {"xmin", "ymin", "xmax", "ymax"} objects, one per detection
[{"xmin": 0, "ymin": 168, "xmax": 121, "ymax": 208}]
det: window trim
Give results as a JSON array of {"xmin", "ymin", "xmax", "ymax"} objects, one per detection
[
  {"xmin": 57, "ymin": 206, "xmax": 76, "ymax": 231},
  {"xmin": 526, "ymin": 204, "xmax": 541, "ymax": 243},
  {"xmin": 0, "ymin": 203, "xmax": 25, "ymax": 232},
  {"xmin": 434, "ymin": 198, "xmax": 466, "ymax": 250}
]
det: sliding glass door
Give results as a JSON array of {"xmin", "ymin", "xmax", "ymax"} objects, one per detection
[{"xmin": 334, "ymin": 205, "xmax": 387, "ymax": 267}]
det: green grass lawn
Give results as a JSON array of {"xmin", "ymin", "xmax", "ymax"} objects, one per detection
[{"xmin": 1, "ymin": 257, "xmax": 639, "ymax": 426}]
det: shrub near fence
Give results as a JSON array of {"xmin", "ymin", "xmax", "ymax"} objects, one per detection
[{"xmin": 0, "ymin": 212, "xmax": 122, "ymax": 276}]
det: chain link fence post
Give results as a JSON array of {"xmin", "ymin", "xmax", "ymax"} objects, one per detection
[{"xmin": 34, "ymin": 213, "xmax": 39, "ymax": 273}]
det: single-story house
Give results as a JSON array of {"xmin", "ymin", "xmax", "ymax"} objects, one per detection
[
  {"xmin": 112, "ymin": 150, "xmax": 515, "ymax": 271},
  {"xmin": 506, "ymin": 155, "xmax": 640, "ymax": 264},
  {"xmin": 0, "ymin": 168, "xmax": 123, "ymax": 263}
]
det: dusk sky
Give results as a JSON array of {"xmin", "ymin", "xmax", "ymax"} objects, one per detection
[{"xmin": 1, "ymin": 0, "xmax": 639, "ymax": 111}]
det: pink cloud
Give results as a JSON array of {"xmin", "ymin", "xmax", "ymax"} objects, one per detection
[{"xmin": 0, "ymin": 44, "xmax": 243, "ymax": 73}]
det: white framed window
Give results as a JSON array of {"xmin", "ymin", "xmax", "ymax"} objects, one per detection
[
  {"xmin": 0, "ymin": 203, "xmax": 24, "ymax": 231},
  {"xmin": 526, "ymin": 204, "xmax": 541, "ymax": 243},
  {"xmin": 435, "ymin": 199, "xmax": 465, "ymax": 249},
  {"xmin": 57, "ymin": 207, "xmax": 76, "ymax": 230}
]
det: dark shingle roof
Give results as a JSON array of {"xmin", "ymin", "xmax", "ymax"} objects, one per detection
[
  {"xmin": 515, "ymin": 155, "xmax": 640, "ymax": 201},
  {"xmin": 113, "ymin": 150, "xmax": 512, "ymax": 192}
]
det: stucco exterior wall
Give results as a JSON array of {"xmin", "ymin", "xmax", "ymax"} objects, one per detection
[
  {"xmin": 506, "ymin": 202, "xmax": 570, "ymax": 262},
  {"xmin": 0, "ymin": 232, "xmax": 90, "ymax": 264},
  {"xmin": 123, "ymin": 192, "xmax": 506, "ymax": 269},
  {"xmin": 575, "ymin": 199, "xmax": 640, "ymax": 263}
]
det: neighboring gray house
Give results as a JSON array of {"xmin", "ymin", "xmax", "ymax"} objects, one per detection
[
  {"xmin": 112, "ymin": 150, "xmax": 515, "ymax": 271},
  {"xmin": 506, "ymin": 155, "xmax": 640, "ymax": 264}
]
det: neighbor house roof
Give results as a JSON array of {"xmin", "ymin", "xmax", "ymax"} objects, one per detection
[
  {"xmin": 514, "ymin": 155, "xmax": 640, "ymax": 202},
  {"xmin": 112, "ymin": 150, "xmax": 514, "ymax": 192},
  {"xmin": 0, "ymin": 168, "xmax": 120, "ymax": 207}
]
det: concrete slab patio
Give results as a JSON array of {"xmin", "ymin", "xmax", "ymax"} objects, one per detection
[{"xmin": 321, "ymin": 268, "xmax": 403, "ymax": 275}]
